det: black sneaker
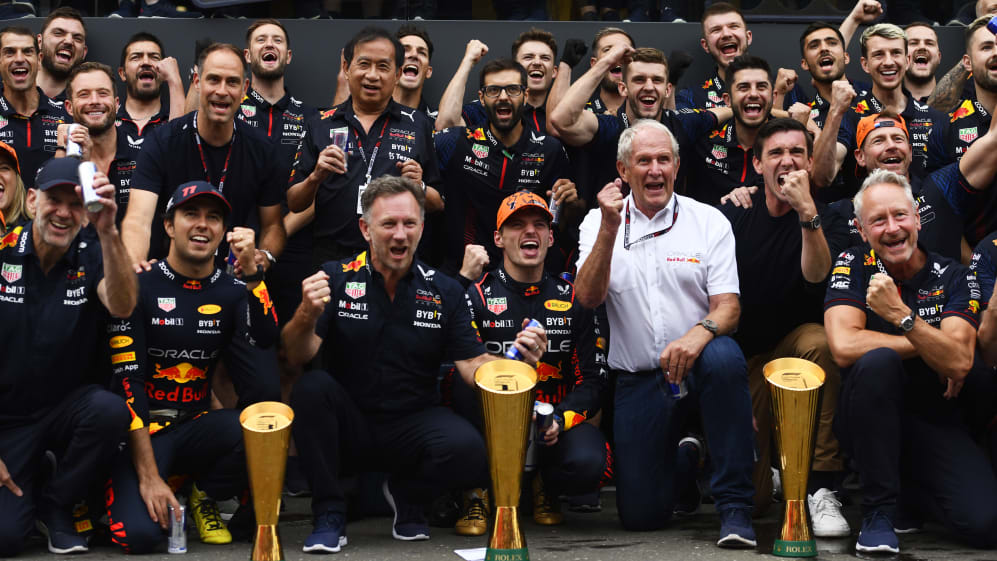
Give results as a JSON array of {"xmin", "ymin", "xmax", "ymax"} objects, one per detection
[
  {"xmin": 382, "ymin": 480, "xmax": 429, "ymax": 541},
  {"xmin": 717, "ymin": 506, "xmax": 757, "ymax": 548},
  {"xmin": 37, "ymin": 503, "xmax": 88, "ymax": 554}
]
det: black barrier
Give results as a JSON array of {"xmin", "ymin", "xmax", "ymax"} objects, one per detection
[{"xmin": 20, "ymin": 18, "xmax": 969, "ymax": 111}]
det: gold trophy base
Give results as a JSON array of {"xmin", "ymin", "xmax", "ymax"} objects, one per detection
[
  {"xmin": 486, "ymin": 506, "xmax": 529, "ymax": 561},
  {"xmin": 773, "ymin": 499, "xmax": 817, "ymax": 557},
  {"xmin": 250, "ymin": 521, "xmax": 284, "ymax": 561}
]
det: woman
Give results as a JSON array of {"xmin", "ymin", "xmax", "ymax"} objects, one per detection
[{"xmin": 0, "ymin": 142, "xmax": 28, "ymax": 235}]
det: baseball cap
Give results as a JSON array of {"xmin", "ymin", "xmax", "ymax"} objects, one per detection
[
  {"xmin": 165, "ymin": 181, "xmax": 232, "ymax": 215},
  {"xmin": 856, "ymin": 113, "xmax": 909, "ymax": 149},
  {"xmin": 496, "ymin": 191, "xmax": 553, "ymax": 230},
  {"xmin": 34, "ymin": 157, "xmax": 80, "ymax": 191},
  {"xmin": 0, "ymin": 141, "xmax": 19, "ymax": 175}
]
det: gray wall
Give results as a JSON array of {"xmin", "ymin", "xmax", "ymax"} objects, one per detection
[{"xmin": 26, "ymin": 18, "xmax": 971, "ymax": 109}]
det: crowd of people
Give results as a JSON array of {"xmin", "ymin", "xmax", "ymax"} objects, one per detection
[{"xmin": 4, "ymin": 0, "xmax": 997, "ymax": 557}]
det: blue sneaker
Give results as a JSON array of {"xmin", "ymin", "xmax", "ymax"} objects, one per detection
[
  {"xmin": 382, "ymin": 480, "xmax": 429, "ymax": 541},
  {"xmin": 717, "ymin": 506, "xmax": 757, "ymax": 548},
  {"xmin": 302, "ymin": 511, "xmax": 347, "ymax": 554},
  {"xmin": 856, "ymin": 510, "xmax": 899, "ymax": 554},
  {"xmin": 36, "ymin": 504, "xmax": 89, "ymax": 554}
]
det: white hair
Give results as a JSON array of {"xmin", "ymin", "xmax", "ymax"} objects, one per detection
[
  {"xmin": 852, "ymin": 168, "xmax": 916, "ymax": 225},
  {"xmin": 617, "ymin": 119, "xmax": 680, "ymax": 165}
]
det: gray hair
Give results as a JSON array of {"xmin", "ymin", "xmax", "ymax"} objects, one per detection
[
  {"xmin": 360, "ymin": 175, "xmax": 426, "ymax": 223},
  {"xmin": 852, "ymin": 168, "xmax": 916, "ymax": 226},
  {"xmin": 617, "ymin": 119, "xmax": 680, "ymax": 166},
  {"xmin": 860, "ymin": 23, "xmax": 907, "ymax": 57}
]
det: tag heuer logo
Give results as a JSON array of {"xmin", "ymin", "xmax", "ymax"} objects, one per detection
[
  {"xmin": 1, "ymin": 262, "xmax": 21, "ymax": 283},
  {"xmin": 959, "ymin": 127, "xmax": 978, "ymax": 143},
  {"xmin": 240, "ymin": 104, "xmax": 256, "ymax": 118},
  {"xmin": 345, "ymin": 282, "xmax": 366, "ymax": 299},
  {"xmin": 157, "ymin": 297, "xmax": 176, "ymax": 312},
  {"xmin": 486, "ymin": 297, "xmax": 507, "ymax": 315},
  {"xmin": 0, "ymin": 116, "xmax": 8, "ymax": 130},
  {"xmin": 472, "ymin": 143, "xmax": 489, "ymax": 159},
  {"xmin": 707, "ymin": 90, "xmax": 721, "ymax": 103},
  {"xmin": 711, "ymin": 144, "xmax": 727, "ymax": 160}
]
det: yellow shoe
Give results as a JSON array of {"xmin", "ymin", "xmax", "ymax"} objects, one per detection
[
  {"xmin": 532, "ymin": 475, "xmax": 563, "ymax": 526},
  {"xmin": 189, "ymin": 484, "xmax": 232, "ymax": 545},
  {"xmin": 455, "ymin": 488, "xmax": 489, "ymax": 536}
]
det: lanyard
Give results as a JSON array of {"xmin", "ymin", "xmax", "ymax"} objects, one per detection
[
  {"xmin": 192, "ymin": 112, "xmax": 235, "ymax": 193},
  {"xmin": 354, "ymin": 119, "xmax": 390, "ymax": 182},
  {"xmin": 623, "ymin": 198, "xmax": 679, "ymax": 250}
]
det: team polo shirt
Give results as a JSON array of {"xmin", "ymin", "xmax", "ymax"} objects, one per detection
[
  {"xmin": 131, "ymin": 112, "xmax": 283, "ymax": 261},
  {"xmin": 576, "ymin": 192, "xmax": 740, "ymax": 372},
  {"xmin": 0, "ymin": 89, "xmax": 69, "ymax": 188},
  {"xmin": 586, "ymin": 88, "xmax": 611, "ymax": 114},
  {"xmin": 238, "ymin": 88, "xmax": 315, "ymax": 181},
  {"xmin": 462, "ymin": 99, "xmax": 546, "ymax": 133},
  {"xmin": 687, "ymin": 119, "xmax": 763, "ymax": 205},
  {"xmin": 105, "ymin": 128, "xmax": 141, "ymax": 227},
  {"xmin": 290, "ymin": 99, "xmax": 441, "ymax": 253},
  {"xmin": 925, "ymin": 98, "xmax": 990, "ymax": 173},
  {"xmin": 315, "ymin": 251, "xmax": 485, "ymax": 418},
  {"xmin": 415, "ymin": 97, "xmax": 438, "ymax": 122},
  {"xmin": 970, "ymin": 231, "xmax": 997, "ymax": 305},
  {"xmin": 434, "ymin": 123, "xmax": 570, "ymax": 268},
  {"xmin": 0, "ymin": 223, "xmax": 105, "ymax": 423},
  {"xmin": 676, "ymin": 70, "xmax": 807, "ymax": 111},
  {"xmin": 115, "ymin": 102, "xmax": 169, "ymax": 142}
]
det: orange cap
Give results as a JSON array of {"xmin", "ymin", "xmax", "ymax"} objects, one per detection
[
  {"xmin": 0, "ymin": 141, "xmax": 18, "ymax": 175},
  {"xmin": 496, "ymin": 191, "xmax": 553, "ymax": 230},
  {"xmin": 855, "ymin": 113, "xmax": 909, "ymax": 150}
]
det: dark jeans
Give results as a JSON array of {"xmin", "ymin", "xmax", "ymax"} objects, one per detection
[
  {"xmin": 835, "ymin": 348, "xmax": 997, "ymax": 547},
  {"xmin": 0, "ymin": 385, "xmax": 128, "ymax": 557},
  {"xmin": 105, "ymin": 409, "xmax": 247, "ymax": 553},
  {"xmin": 291, "ymin": 370, "xmax": 488, "ymax": 518},
  {"xmin": 613, "ymin": 336, "xmax": 754, "ymax": 531}
]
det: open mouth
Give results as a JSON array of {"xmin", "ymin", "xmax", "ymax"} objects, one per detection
[
  {"xmin": 209, "ymin": 99, "xmax": 231, "ymax": 114},
  {"xmin": 644, "ymin": 180, "xmax": 665, "ymax": 193},
  {"xmin": 638, "ymin": 94, "xmax": 657, "ymax": 110},
  {"xmin": 742, "ymin": 102, "xmax": 764, "ymax": 118},
  {"xmin": 913, "ymin": 52, "xmax": 929, "ymax": 66},
  {"xmin": 50, "ymin": 219, "xmax": 71, "ymax": 233},
  {"xmin": 719, "ymin": 41, "xmax": 738, "ymax": 56},
  {"xmin": 520, "ymin": 239, "xmax": 540, "ymax": 258},
  {"xmin": 882, "ymin": 236, "xmax": 906, "ymax": 251},
  {"xmin": 361, "ymin": 83, "xmax": 380, "ymax": 94},
  {"xmin": 138, "ymin": 68, "xmax": 157, "ymax": 84},
  {"xmin": 611, "ymin": 65, "xmax": 622, "ymax": 76},
  {"xmin": 777, "ymin": 173, "xmax": 787, "ymax": 186},
  {"xmin": 190, "ymin": 234, "xmax": 210, "ymax": 248},
  {"xmin": 882, "ymin": 155, "xmax": 903, "ymax": 165},
  {"xmin": 10, "ymin": 66, "xmax": 28, "ymax": 80},
  {"xmin": 528, "ymin": 69, "xmax": 544, "ymax": 82},
  {"xmin": 403, "ymin": 64, "xmax": 419, "ymax": 78},
  {"xmin": 388, "ymin": 246, "xmax": 408, "ymax": 258},
  {"xmin": 818, "ymin": 55, "xmax": 834, "ymax": 70},
  {"xmin": 55, "ymin": 46, "xmax": 73, "ymax": 64},
  {"xmin": 879, "ymin": 68, "xmax": 899, "ymax": 79},
  {"xmin": 494, "ymin": 103, "xmax": 513, "ymax": 119},
  {"xmin": 261, "ymin": 51, "xmax": 278, "ymax": 63},
  {"xmin": 85, "ymin": 108, "xmax": 107, "ymax": 120}
]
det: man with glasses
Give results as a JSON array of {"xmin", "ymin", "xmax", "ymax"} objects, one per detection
[{"xmin": 434, "ymin": 58, "xmax": 579, "ymax": 276}]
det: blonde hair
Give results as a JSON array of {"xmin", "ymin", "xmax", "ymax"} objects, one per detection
[{"xmin": 1, "ymin": 173, "xmax": 30, "ymax": 232}]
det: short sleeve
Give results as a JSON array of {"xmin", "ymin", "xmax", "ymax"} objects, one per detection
[{"xmin": 823, "ymin": 250, "xmax": 867, "ymax": 312}]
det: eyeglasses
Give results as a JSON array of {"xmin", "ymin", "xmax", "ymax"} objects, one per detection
[{"xmin": 481, "ymin": 84, "xmax": 525, "ymax": 98}]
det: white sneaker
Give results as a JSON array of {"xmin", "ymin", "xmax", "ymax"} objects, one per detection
[{"xmin": 808, "ymin": 488, "xmax": 851, "ymax": 537}]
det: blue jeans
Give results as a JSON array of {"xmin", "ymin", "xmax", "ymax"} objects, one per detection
[{"xmin": 613, "ymin": 336, "xmax": 754, "ymax": 531}]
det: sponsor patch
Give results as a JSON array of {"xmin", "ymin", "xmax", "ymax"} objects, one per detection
[
  {"xmin": 544, "ymin": 299, "xmax": 572, "ymax": 311},
  {"xmin": 486, "ymin": 297, "xmax": 508, "ymax": 314},
  {"xmin": 345, "ymin": 282, "xmax": 365, "ymax": 299},
  {"xmin": 197, "ymin": 304, "xmax": 221, "ymax": 315},
  {"xmin": 111, "ymin": 351, "xmax": 136, "ymax": 364},
  {"xmin": 1, "ymin": 262, "xmax": 21, "ymax": 283},
  {"xmin": 109, "ymin": 336, "xmax": 133, "ymax": 348},
  {"xmin": 158, "ymin": 297, "xmax": 176, "ymax": 312}
]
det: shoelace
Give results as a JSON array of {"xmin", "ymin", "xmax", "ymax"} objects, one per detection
[
  {"xmin": 464, "ymin": 498, "xmax": 487, "ymax": 521},
  {"xmin": 813, "ymin": 492, "xmax": 843, "ymax": 516},
  {"xmin": 194, "ymin": 499, "xmax": 225, "ymax": 531}
]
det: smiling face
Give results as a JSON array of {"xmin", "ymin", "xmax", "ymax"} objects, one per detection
[
  {"xmin": 593, "ymin": 32, "xmax": 632, "ymax": 94},
  {"xmin": 856, "ymin": 122, "xmax": 911, "ymax": 175},
  {"xmin": 398, "ymin": 34, "xmax": 432, "ymax": 92},
  {"xmin": 0, "ymin": 32, "xmax": 38, "ymax": 94},
  {"xmin": 39, "ymin": 17, "xmax": 86, "ymax": 80},
  {"xmin": 480, "ymin": 68, "xmax": 525, "ymax": 134},
  {"xmin": 0, "ymin": 158, "xmax": 18, "ymax": 216},
  {"xmin": 515, "ymin": 40, "xmax": 556, "ymax": 95},
  {"xmin": 66, "ymin": 69, "xmax": 117, "ymax": 136},
  {"xmin": 965, "ymin": 26, "xmax": 997, "ymax": 93},
  {"xmin": 359, "ymin": 191, "xmax": 423, "ymax": 277},
  {"xmin": 345, "ymin": 37, "xmax": 400, "ymax": 110},
  {"xmin": 622, "ymin": 61, "xmax": 669, "ymax": 120},
  {"xmin": 861, "ymin": 35, "xmax": 907, "ymax": 91},
  {"xmin": 120, "ymin": 40, "xmax": 164, "ymax": 102},
  {"xmin": 165, "ymin": 197, "xmax": 226, "ymax": 266},
  {"xmin": 855, "ymin": 181, "xmax": 920, "ymax": 266},
  {"xmin": 28, "ymin": 184, "xmax": 84, "ymax": 250},
  {"xmin": 495, "ymin": 206, "xmax": 552, "ymax": 274},
  {"xmin": 905, "ymin": 26, "xmax": 940, "ymax": 84},
  {"xmin": 801, "ymin": 27, "xmax": 848, "ymax": 84},
  {"xmin": 246, "ymin": 23, "xmax": 291, "ymax": 81},
  {"xmin": 196, "ymin": 49, "xmax": 247, "ymax": 126},
  {"xmin": 617, "ymin": 126, "xmax": 679, "ymax": 217},
  {"xmin": 701, "ymin": 11, "xmax": 751, "ymax": 69},
  {"xmin": 725, "ymin": 67, "xmax": 772, "ymax": 129}
]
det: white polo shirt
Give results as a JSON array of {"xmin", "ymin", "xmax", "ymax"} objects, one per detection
[{"xmin": 577, "ymin": 192, "xmax": 740, "ymax": 372}]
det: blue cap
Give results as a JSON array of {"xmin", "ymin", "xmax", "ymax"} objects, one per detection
[
  {"xmin": 165, "ymin": 181, "xmax": 231, "ymax": 215},
  {"xmin": 34, "ymin": 157, "xmax": 80, "ymax": 191}
]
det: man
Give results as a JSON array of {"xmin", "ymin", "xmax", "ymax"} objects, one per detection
[
  {"xmin": 433, "ymin": 58, "xmax": 577, "ymax": 274},
  {"xmin": 394, "ymin": 25, "xmax": 437, "ymax": 120},
  {"xmin": 719, "ymin": 118, "xmax": 851, "ymax": 534},
  {"xmin": 813, "ymin": 24, "xmax": 944, "ymax": 188},
  {"xmin": 0, "ymin": 26, "xmax": 70, "ymax": 189},
  {"xmin": 122, "ymin": 43, "xmax": 285, "ymax": 269},
  {"xmin": 547, "ymin": 27, "xmax": 634, "ymax": 121},
  {"xmin": 116, "ymin": 32, "xmax": 184, "ymax": 141},
  {"xmin": 62, "ymin": 62, "xmax": 141, "ymax": 226},
  {"xmin": 574, "ymin": 120, "xmax": 756, "ymax": 547},
  {"xmin": 549, "ymin": 45, "xmax": 728, "ymax": 205},
  {"xmin": 35, "ymin": 8, "xmax": 86, "ymax": 102},
  {"xmin": 104, "ymin": 182, "xmax": 278, "ymax": 553},
  {"xmin": 287, "ymin": 26, "xmax": 441, "ymax": 265},
  {"xmin": 283, "ymin": 176, "xmax": 546, "ymax": 552},
  {"xmin": 799, "ymin": 22, "xmax": 856, "ymax": 130},
  {"xmin": 687, "ymin": 55, "xmax": 774, "ymax": 205},
  {"xmin": 452, "ymin": 192, "xmax": 609, "ymax": 534},
  {"xmin": 676, "ymin": 2, "xmax": 750, "ymax": 110},
  {"xmin": 436, "ymin": 28, "xmax": 558, "ymax": 133},
  {"xmin": 824, "ymin": 169, "xmax": 997, "ymax": 553},
  {"xmin": 903, "ymin": 23, "xmax": 941, "ymax": 103},
  {"xmin": 0, "ymin": 158, "xmax": 136, "ymax": 555}
]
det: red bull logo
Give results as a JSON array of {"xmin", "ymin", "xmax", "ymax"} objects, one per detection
[
  {"xmin": 253, "ymin": 282, "xmax": 277, "ymax": 321},
  {"xmin": 701, "ymin": 78, "xmax": 712, "ymax": 89},
  {"xmin": 525, "ymin": 285, "xmax": 540, "ymax": 296},
  {"xmin": 709, "ymin": 124, "xmax": 728, "ymax": 139},
  {"xmin": 468, "ymin": 128, "xmax": 487, "ymax": 141},
  {"xmin": 864, "ymin": 252, "xmax": 875, "ymax": 266},
  {"xmin": 183, "ymin": 279, "xmax": 201, "ymax": 290},
  {"xmin": 855, "ymin": 100, "xmax": 869, "ymax": 114},
  {"xmin": 153, "ymin": 362, "xmax": 207, "ymax": 384},
  {"xmin": 536, "ymin": 362, "xmax": 562, "ymax": 382},
  {"xmin": 950, "ymin": 100, "xmax": 974, "ymax": 123},
  {"xmin": 320, "ymin": 108, "xmax": 338, "ymax": 120},
  {"xmin": 969, "ymin": 299, "xmax": 980, "ymax": 314},
  {"xmin": 342, "ymin": 251, "xmax": 367, "ymax": 272},
  {"xmin": 0, "ymin": 226, "xmax": 20, "ymax": 249}
]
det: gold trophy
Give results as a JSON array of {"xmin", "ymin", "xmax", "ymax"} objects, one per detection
[
  {"xmin": 764, "ymin": 358, "xmax": 825, "ymax": 558},
  {"xmin": 240, "ymin": 402, "xmax": 294, "ymax": 561},
  {"xmin": 475, "ymin": 359, "xmax": 538, "ymax": 561}
]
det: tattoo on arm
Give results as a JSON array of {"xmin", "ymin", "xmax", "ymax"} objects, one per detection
[{"xmin": 928, "ymin": 62, "xmax": 969, "ymax": 113}]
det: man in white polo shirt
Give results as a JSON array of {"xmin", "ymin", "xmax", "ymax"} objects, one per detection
[{"xmin": 575, "ymin": 119, "xmax": 756, "ymax": 547}]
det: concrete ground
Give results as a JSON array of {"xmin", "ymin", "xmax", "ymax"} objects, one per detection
[{"xmin": 15, "ymin": 489, "xmax": 997, "ymax": 561}]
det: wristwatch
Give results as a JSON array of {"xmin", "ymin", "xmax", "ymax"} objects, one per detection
[
  {"xmin": 800, "ymin": 214, "xmax": 822, "ymax": 230},
  {"xmin": 898, "ymin": 313, "xmax": 915, "ymax": 333},
  {"xmin": 260, "ymin": 249, "xmax": 277, "ymax": 268},
  {"xmin": 699, "ymin": 319, "xmax": 718, "ymax": 337}
]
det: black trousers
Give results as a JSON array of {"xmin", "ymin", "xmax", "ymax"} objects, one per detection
[
  {"xmin": 290, "ymin": 370, "xmax": 488, "ymax": 518},
  {"xmin": 105, "ymin": 409, "xmax": 247, "ymax": 553},
  {"xmin": 835, "ymin": 348, "xmax": 997, "ymax": 547},
  {"xmin": 0, "ymin": 385, "xmax": 128, "ymax": 557}
]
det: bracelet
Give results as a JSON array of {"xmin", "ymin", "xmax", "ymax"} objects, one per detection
[{"xmin": 242, "ymin": 268, "xmax": 265, "ymax": 282}]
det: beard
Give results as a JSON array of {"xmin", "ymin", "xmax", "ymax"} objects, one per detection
[
  {"xmin": 485, "ymin": 101, "xmax": 524, "ymax": 133},
  {"xmin": 251, "ymin": 58, "xmax": 285, "ymax": 81},
  {"xmin": 41, "ymin": 50, "xmax": 74, "ymax": 81},
  {"xmin": 75, "ymin": 109, "xmax": 116, "ymax": 136},
  {"xmin": 126, "ymin": 80, "xmax": 161, "ymax": 102}
]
